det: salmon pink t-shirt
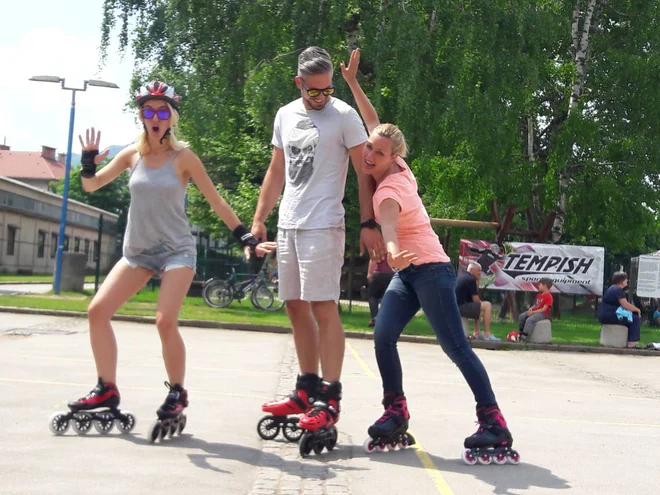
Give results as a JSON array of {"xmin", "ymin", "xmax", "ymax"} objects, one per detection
[{"xmin": 373, "ymin": 157, "xmax": 450, "ymax": 265}]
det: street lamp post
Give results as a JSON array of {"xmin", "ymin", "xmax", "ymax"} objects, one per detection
[{"xmin": 28, "ymin": 76, "xmax": 119, "ymax": 294}]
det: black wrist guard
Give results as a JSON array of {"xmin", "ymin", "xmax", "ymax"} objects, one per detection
[
  {"xmin": 232, "ymin": 224, "xmax": 260, "ymax": 250},
  {"xmin": 360, "ymin": 219, "xmax": 379, "ymax": 230},
  {"xmin": 81, "ymin": 150, "xmax": 99, "ymax": 178}
]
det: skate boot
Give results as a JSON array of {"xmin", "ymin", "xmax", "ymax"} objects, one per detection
[
  {"xmin": 147, "ymin": 381, "xmax": 189, "ymax": 443},
  {"xmin": 363, "ymin": 393, "xmax": 416, "ymax": 453},
  {"xmin": 462, "ymin": 405, "xmax": 520, "ymax": 465},
  {"xmin": 48, "ymin": 378, "xmax": 136, "ymax": 436},
  {"xmin": 298, "ymin": 380, "xmax": 341, "ymax": 457},
  {"xmin": 258, "ymin": 373, "xmax": 320, "ymax": 442}
]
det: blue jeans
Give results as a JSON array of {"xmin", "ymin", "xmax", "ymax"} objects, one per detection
[{"xmin": 373, "ymin": 262, "xmax": 498, "ymax": 407}]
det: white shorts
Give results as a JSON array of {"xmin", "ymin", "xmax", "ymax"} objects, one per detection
[{"xmin": 277, "ymin": 227, "xmax": 345, "ymax": 302}]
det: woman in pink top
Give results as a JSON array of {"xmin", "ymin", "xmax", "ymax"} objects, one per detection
[{"xmin": 341, "ymin": 50, "xmax": 518, "ymax": 465}]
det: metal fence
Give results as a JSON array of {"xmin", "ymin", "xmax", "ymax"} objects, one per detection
[{"xmin": 0, "ymin": 226, "xmax": 120, "ymax": 278}]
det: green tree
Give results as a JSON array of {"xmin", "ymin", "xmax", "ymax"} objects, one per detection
[{"xmin": 100, "ymin": 0, "xmax": 660, "ymax": 263}]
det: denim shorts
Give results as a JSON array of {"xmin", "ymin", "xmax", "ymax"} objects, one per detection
[{"xmin": 121, "ymin": 245, "xmax": 196, "ymax": 276}]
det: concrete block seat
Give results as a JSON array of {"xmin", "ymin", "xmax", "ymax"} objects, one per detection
[
  {"xmin": 527, "ymin": 319, "xmax": 552, "ymax": 344},
  {"xmin": 461, "ymin": 317, "xmax": 472, "ymax": 338},
  {"xmin": 599, "ymin": 324, "xmax": 628, "ymax": 348}
]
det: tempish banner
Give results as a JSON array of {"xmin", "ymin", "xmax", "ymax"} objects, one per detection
[{"xmin": 458, "ymin": 239, "xmax": 605, "ymax": 295}]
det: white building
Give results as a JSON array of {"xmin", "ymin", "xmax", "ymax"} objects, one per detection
[{"xmin": 0, "ymin": 176, "xmax": 119, "ymax": 275}]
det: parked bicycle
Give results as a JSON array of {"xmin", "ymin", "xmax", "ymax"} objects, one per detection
[{"xmin": 202, "ymin": 258, "xmax": 284, "ymax": 312}]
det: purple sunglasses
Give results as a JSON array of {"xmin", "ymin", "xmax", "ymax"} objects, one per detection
[{"xmin": 141, "ymin": 108, "xmax": 171, "ymax": 120}]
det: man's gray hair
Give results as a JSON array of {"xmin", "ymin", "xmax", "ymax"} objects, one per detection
[
  {"xmin": 467, "ymin": 262, "xmax": 482, "ymax": 273},
  {"xmin": 298, "ymin": 46, "xmax": 333, "ymax": 78}
]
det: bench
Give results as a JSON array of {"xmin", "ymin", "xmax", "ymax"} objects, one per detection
[{"xmin": 599, "ymin": 324, "xmax": 628, "ymax": 348}]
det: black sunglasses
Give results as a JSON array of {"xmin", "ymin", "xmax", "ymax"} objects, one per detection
[{"xmin": 300, "ymin": 80, "xmax": 335, "ymax": 98}]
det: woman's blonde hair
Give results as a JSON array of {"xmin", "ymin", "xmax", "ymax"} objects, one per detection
[
  {"xmin": 135, "ymin": 102, "xmax": 188, "ymax": 154},
  {"xmin": 373, "ymin": 123, "xmax": 408, "ymax": 158}
]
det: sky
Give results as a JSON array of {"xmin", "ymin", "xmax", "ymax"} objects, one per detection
[{"xmin": 0, "ymin": 1, "xmax": 140, "ymax": 154}]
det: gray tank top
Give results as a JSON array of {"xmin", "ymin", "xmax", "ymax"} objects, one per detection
[{"xmin": 123, "ymin": 153, "xmax": 196, "ymax": 257}]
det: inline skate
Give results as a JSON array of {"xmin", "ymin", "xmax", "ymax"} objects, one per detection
[
  {"xmin": 363, "ymin": 393, "xmax": 415, "ymax": 453},
  {"xmin": 298, "ymin": 380, "xmax": 341, "ymax": 457},
  {"xmin": 48, "ymin": 378, "xmax": 136, "ymax": 436},
  {"xmin": 257, "ymin": 373, "xmax": 320, "ymax": 442},
  {"xmin": 462, "ymin": 405, "xmax": 520, "ymax": 465},
  {"xmin": 147, "ymin": 381, "xmax": 188, "ymax": 443}
]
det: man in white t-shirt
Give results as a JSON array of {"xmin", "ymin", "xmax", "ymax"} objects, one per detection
[{"xmin": 252, "ymin": 46, "xmax": 385, "ymax": 441}]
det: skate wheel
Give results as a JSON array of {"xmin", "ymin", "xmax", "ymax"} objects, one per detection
[
  {"xmin": 177, "ymin": 415, "xmax": 187, "ymax": 435},
  {"xmin": 148, "ymin": 420, "xmax": 161, "ymax": 444},
  {"xmin": 159, "ymin": 420, "xmax": 170, "ymax": 440},
  {"xmin": 48, "ymin": 412, "xmax": 70, "ymax": 436},
  {"xmin": 283, "ymin": 418, "xmax": 303, "ymax": 443},
  {"xmin": 507, "ymin": 450, "xmax": 521, "ymax": 465},
  {"xmin": 363, "ymin": 437, "xmax": 376, "ymax": 453},
  {"xmin": 461, "ymin": 449, "xmax": 478, "ymax": 466},
  {"xmin": 387, "ymin": 441, "xmax": 398, "ymax": 451},
  {"xmin": 405, "ymin": 432, "xmax": 416, "ymax": 447},
  {"xmin": 477, "ymin": 451, "xmax": 492, "ymax": 465},
  {"xmin": 377, "ymin": 441, "xmax": 387, "ymax": 452},
  {"xmin": 312, "ymin": 440, "xmax": 324, "ymax": 455},
  {"xmin": 299, "ymin": 431, "xmax": 314, "ymax": 457},
  {"xmin": 115, "ymin": 411, "xmax": 136, "ymax": 434},
  {"xmin": 493, "ymin": 452, "xmax": 507, "ymax": 465},
  {"xmin": 72, "ymin": 412, "xmax": 93, "ymax": 434},
  {"xmin": 257, "ymin": 416, "xmax": 281, "ymax": 441},
  {"xmin": 325, "ymin": 427, "xmax": 338, "ymax": 451},
  {"xmin": 168, "ymin": 421, "xmax": 177, "ymax": 438},
  {"xmin": 93, "ymin": 412, "xmax": 115, "ymax": 434}
]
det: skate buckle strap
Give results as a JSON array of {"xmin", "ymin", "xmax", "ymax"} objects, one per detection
[
  {"xmin": 376, "ymin": 405, "xmax": 399, "ymax": 424},
  {"xmin": 289, "ymin": 391, "xmax": 311, "ymax": 410},
  {"xmin": 309, "ymin": 400, "xmax": 337, "ymax": 420}
]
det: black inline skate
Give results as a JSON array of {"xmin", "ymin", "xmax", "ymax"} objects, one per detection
[
  {"xmin": 462, "ymin": 405, "xmax": 520, "ymax": 465},
  {"xmin": 363, "ymin": 393, "xmax": 415, "ymax": 453},
  {"xmin": 48, "ymin": 378, "xmax": 136, "ymax": 436},
  {"xmin": 257, "ymin": 373, "xmax": 320, "ymax": 442},
  {"xmin": 147, "ymin": 381, "xmax": 188, "ymax": 443}
]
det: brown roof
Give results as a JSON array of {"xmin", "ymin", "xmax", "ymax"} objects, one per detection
[{"xmin": 0, "ymin": 150, "xmax": 66, "ymax": 180}]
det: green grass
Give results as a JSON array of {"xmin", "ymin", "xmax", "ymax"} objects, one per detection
[
  {"xmin": 2, "ymin": 288, "xmax": 660, "ymax": 346},
  {"xmin": 0, "ymin": 274, "xmax": 103, "ymax": 283}
]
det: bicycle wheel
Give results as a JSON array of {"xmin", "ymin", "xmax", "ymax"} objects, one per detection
[
  {"xmin": 252, "ymin": 282, "xmax": 285, "ymax": 312},
  {"xmin": 203, "ymin": 280, "xmax": 234, "ymax": 308}
]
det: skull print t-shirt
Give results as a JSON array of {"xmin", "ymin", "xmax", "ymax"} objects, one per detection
[{"xmin": 272, "ymin": 97, "xmax": 368, "ymax": 229}]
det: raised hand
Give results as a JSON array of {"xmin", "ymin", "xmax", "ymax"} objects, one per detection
[
  {"xmin": 387, "ymin": 250, "xmax": 419, "ymax": 271},
  {"xmin": 340, "ymin": 48, "xmax": 361, "ymax": 84},
  {"xmin": 78, "ymin": 127, "xmax": 110, "ymax": 165}
]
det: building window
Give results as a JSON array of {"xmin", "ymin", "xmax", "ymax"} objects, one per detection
[
  {"xmin": 50, "ymin": 233, "xmax": 58, "ymax": 258},
  {"xmin": 6, "ymin": 225, "xmax": 17, "ymax": 256},
  {"xmin": 64, "ymin": 235, "xmax": 70, "ymax": 252},
  {"xmin": 84, "ymin": 239, "xmax": 90, "ymax": 261},
  {"xmin": 74, "ymin": 237, "xmax": 81, "ymax": 253},
  {"xmin": 37, "ymin": 230, "xmax": 46, "ymax": 258}
]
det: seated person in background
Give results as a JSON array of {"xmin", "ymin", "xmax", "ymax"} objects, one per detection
[
  {"xmin": 650, "ymin": 298, "xmax": 660, "ymax": 326},
  {"xmin": 455, "ymin": 262, "xmax": 499, "ymax": 341},
  {"xmin": 517, "ymin": 278, "xmax": 554, "ymax": 339},
  {"xmin": 652, "ymin": 309, "xmax": 660, "ymax": 327},
  {"xmin": 598, "ymin": 271, "xmax": 641, "ymax": 348},
  {"xmin": 366, "ymin": 258, "xmax": 394, "ymax": 327}
]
